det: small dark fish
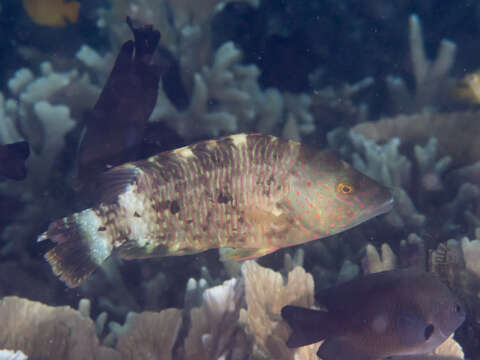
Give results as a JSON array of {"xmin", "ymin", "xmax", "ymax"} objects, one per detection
[
  {"xmin": 0, "ymin": 141, "xmax": 30, "ymax": 181},
  {"xmin": 77, "ymin": 16, "xmax": 163, "ymax": 190},
  {"xmin": 282, "ymin": 269, "xmax": 465, "ymax": 360}
]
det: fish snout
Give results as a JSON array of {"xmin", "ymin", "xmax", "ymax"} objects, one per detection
[{"xmin": 374, "ymin": 195, "xmax": 394, "ymax": 216}]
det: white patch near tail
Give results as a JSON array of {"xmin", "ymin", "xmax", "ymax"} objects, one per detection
[
  {"xmin": 118, "ymin": 185, "xmax": 151, "ymax": 247},
  {"xmin": 230, "ymin": 133, "xmax": 248, "ymax": 147},
  {"xmin": 74, "ymin": 209, "xmax": 113, "ymax": 264}
]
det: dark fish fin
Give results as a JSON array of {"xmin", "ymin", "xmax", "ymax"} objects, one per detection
[
  {"xmin": 157, "ymin": 46, "xmax": 190, "ymax": 110},
  {"xmin": 77, "ymin": 17, "xmax": 162, "ymax": 190},
  {"xmin": 318, "ymin": 337, "xmax": 376, "ymax": 360},
  {"xmin": 95, "ymin": 165, "xmax": 139, "ymax": 204},
  {"xmin": 0, "ymin": 141, "xmax": 30, "ymax": 180},
  {"xmin": 38, "ymin": 210, "xmax": 113, "ymax": 287},
  {"xmin": 281, "ymin": 305, "xmax": 334, "ymax": 347},
  {"xmin": 126, "ymin": 16, "xmax": 160, "ymax": 64},
  {"xmin": 5, "ymin": 141, "xmax": 30, "ymax": 158}
]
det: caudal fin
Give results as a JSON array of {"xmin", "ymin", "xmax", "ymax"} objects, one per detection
[
  {"xmin": 281, "ymin": 305, "xmax": 334, "ymax": 348},
  {"xmin": 38, "ymin": 209, "xmax": 113, "ymax": 287}
]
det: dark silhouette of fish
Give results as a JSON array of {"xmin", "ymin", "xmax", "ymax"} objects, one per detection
[
  {"xmin": 38, "ymin": 134, "xmax": 393, "ymax": 287},
  {"xmin": 77, "ymin": 17, "xmax": 189, "ymax": 194},
  {"xmin": 282, "ymin": 269, "xmax": 466, "ymax": 360},
  {"xmin": 77, "ymin": 17, "xmax": 162, "ymax": 190},
  {"xmin": 0, "ymin": 141, "xmax": 30, "ymax": 181}
]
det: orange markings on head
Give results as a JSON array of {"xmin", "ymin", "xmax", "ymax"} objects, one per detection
[
  {"xmin": 315, "ymin": 213, "xmax": 320, "ymax": 219},
  {"xmin": 336, "ymin": 183, "xmax": 354, "ymax": 194}
]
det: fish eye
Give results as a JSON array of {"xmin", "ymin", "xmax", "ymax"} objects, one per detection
[
  {"xmin": 336, "ymin": 183, "xmax": 354, "ymax": 195},
  {"xmin": 424, "ymin": 324, "xmax": 434, "ymax": 340},
  {"xmin": 453, "ymin": 304, "xmax": 462, "ymax": 313}
]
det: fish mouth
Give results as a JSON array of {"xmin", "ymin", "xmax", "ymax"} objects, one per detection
[{"xmin": 374, "ymin": 196, "xmax": 395, "ymax": 216}]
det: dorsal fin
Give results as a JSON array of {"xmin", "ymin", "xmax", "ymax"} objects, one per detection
[{"xmin": 96, "ymin": 165, "xmax": 139, "ymax": 204}]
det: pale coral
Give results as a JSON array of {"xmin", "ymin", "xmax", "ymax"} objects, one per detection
[
  {"xmin": 116, "ymin": 309, "xmax": 182, "ymax": 360},
  {"xmin": 239, "ymin": 261, "xmax": 319, "ymax": 360},
  {"xmin": 0, "ymin": 296, "xmax": 117, "ymax": 360}
]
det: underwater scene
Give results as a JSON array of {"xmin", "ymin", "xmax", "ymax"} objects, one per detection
[{"xmin": 0, "ymin": 0, "xmax": 480, "ymax": 359}]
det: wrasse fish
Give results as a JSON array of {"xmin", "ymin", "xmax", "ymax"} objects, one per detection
[
  {"xmin": 38, "ymin": 134, "xmax": 393, "ymax": 287},
  {"xmin": 282, "ymin": 269, "xmax": 466, "ymax": 360},
  {"xmin": 23, "ymin": 0, "xmax": 79, "ymax": 27},
  {"xmin": 0, "ymin": 141, "xmax": 29, "ymax": 181}
]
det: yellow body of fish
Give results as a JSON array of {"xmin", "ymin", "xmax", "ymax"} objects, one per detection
[
  {"xmin": 454, "ymin": 70, "xmax": 480, "ymax": 103},
  {"xmin": 23, "ymin": 0, "xmax": 79, "ymax": 27}
]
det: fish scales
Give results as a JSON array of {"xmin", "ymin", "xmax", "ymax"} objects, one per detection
[{"xmin": 38, "ymin": 133, "xmax": 393, "ymax": 287}]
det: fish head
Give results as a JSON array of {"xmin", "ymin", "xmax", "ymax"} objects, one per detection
[
  {"xmin": 286, "ymin": 150, "xmax": 394, "ymax": 238},
  {"xmin": 427, "ymin": 292, "xmax": 466, "ymax": 347},
  {"xmin": 394, "ymin": 272, "xmax": 466, "ymax": 355}
]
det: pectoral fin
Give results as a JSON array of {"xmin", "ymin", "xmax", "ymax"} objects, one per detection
[{"xmin": 220, "ymin": 247, "xmax": 278, "ymax": 261}]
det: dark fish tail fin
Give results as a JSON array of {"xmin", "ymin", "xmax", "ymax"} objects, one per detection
[
  {"xmin": 281, "ymin": 305, "xmax": 335, "ymax": 348},
  {"xmin": 38, "ymin": 209, "xmax": 113, "ymax": 287}
]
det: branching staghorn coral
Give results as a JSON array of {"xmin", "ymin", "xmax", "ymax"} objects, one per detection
[
  {"xmin": 329, "ymin": 124, "xmax": 480, "ymax": 237},
  {"xmin": 0, "ymin": 61, "xmax": 100, "ymax": 253},
  {"xmin": 89, "ymin": 0, "xmax": 316, "ymax": 140},
  {"xmin": 386, "ymin": 14, "xmax": 457, "ymax": 114}
]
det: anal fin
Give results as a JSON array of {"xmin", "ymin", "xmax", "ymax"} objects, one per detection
[
  {"xmin": 282, "ymin": 305, "xmax": 332, "ymax": 348},
  {"xmin": 117, "ymin": 242, "xmax": 169, "ymax": 259}
]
